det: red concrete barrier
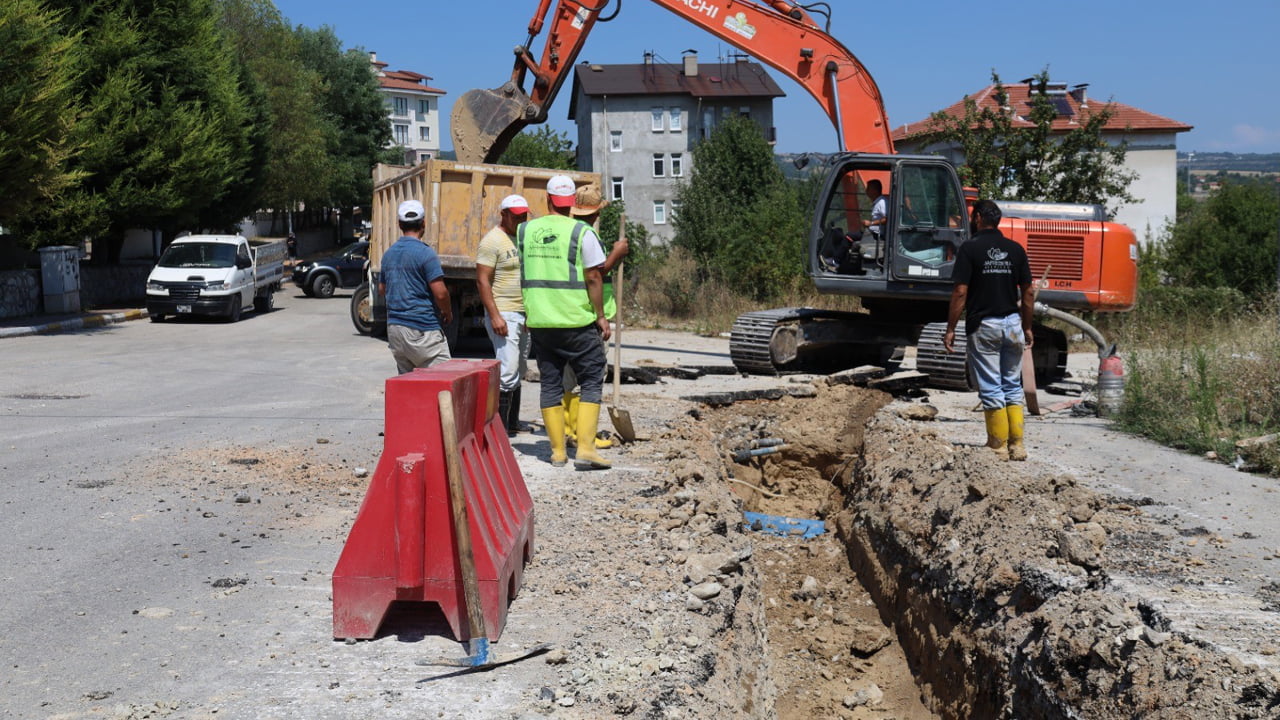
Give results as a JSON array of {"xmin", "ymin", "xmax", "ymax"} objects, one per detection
[{"xmin": 331, "ymin": 359, "xmax": 535, "ymax": 641}]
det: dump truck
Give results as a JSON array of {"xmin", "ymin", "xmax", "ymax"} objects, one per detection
[{"xmin": 350, "ymin": 159, "xmax": 600, "ymax": 344}]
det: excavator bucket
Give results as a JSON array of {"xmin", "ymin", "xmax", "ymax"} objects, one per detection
[{"xmin": 450, "ymin": 85, "xmax": 533, "ymax": 165}]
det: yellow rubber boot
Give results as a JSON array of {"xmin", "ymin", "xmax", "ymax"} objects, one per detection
[
  {"xmin": 562, "ymin": 392, "xmax": 579, "ymax": 447},
  {"xmin": 540, "ymin": 407, "xmax": 568, "ymax": 467},
  {"xmin": 1006, "ymin": 404, "xmax": 1027, "ymax": 461},
  {"xmin": 983, "ymin": 408, "xmax": 1009, "ymax": 460},
  {"xmin": 573, "ymin": 402, "xmax": 611, "ymax": 470}
]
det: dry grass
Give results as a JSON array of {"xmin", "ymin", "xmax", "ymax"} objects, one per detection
[
  {"xmin": 1115, "ymin": 298, "xmax": 1280, "ymax": 475},
  {"xmin": 628, "ymin": 248, "xmax": 863, "ymax": 335}
]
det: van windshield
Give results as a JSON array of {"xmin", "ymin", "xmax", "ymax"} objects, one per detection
[{"xmin": 157, "ymin": 242, "xmax": 236, "ymax": 268}]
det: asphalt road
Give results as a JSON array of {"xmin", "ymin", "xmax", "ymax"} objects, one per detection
[{"xmin": 0, "ymin": 287, "xmax": 470, "ymax": 719}]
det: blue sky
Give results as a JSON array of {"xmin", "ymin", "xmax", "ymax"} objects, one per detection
[{"xmin": 273, "ymin": 0, "xmax": 1280, "ymax": 155}]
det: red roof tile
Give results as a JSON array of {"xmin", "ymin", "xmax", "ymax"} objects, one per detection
[
  {"xmin": 892, "ymin": 83, "xmax": 1191, "ymax": 142},
  {"xmin": 378, "ymin": 73, "xmax": 446, "ymax": 95}
]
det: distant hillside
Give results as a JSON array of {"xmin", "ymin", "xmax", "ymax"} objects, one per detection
[{"xmin": 1179, "ymin": 152, "xmax": 1280, "ymax": 172}]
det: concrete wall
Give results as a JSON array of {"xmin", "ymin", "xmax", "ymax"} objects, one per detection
[
  {"xmin": 576, "ymin": 92, "xmax": 775, "ymax": 246},
  {"xmin": 0, "ymin": 270, "xmax": 40, "ymax": 319},
  {"xmin": 1112, "ymin": 136, "xmax": 1178, "ymax": 244},
  {"xmin": 0, "ymin": 264, "xmax": 151, "ymax": 319}
]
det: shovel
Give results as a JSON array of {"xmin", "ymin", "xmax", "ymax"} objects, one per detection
[
  {"xmin": 1022, "ymin": 266, "xmax": 1051, "ymax": 416},
  {"xmin": 415, "ymin": 390, "xmax": 549, "ymax": 670},
  {"xmin": 607, "ymin": 221, "xmax": 637, "ymax": 442}
]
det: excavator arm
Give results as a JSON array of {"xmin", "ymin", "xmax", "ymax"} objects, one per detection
[{"xmin": 451, "ymin": 0, "xmax": 895, "ymax": 163}]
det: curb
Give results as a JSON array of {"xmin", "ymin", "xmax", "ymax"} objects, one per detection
[{"xmin": 0, "ymin": 309, "xmax": 150, "ymax": 339}]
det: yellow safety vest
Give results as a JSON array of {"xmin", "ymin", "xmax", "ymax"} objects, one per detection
[{"xmin": 518, "ymin": 214, "xmax": 597, "ymax": 328}]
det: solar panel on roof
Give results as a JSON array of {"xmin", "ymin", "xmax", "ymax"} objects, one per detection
[{"xmin": 1050, "ymin": 97, "xmax": 1074, "ymax": 117}]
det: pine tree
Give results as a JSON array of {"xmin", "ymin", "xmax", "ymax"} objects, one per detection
[
  {"xmin": 0, "ymin": 0, "xmax": 81, "ymax": 227},
  {"xmin": 22, "ymin": 0, "xmax": 258, "ymax": 260}
]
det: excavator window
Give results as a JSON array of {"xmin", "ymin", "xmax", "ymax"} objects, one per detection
[
  {"xmin": 818, "ymin": 167, "xmax": 891, "ymax": 275},
  {"xmin": 893, "ymin": 164, "xmax": 966, "ymax": 279}
]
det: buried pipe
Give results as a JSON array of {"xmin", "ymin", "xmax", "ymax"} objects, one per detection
[
  {"xmin": 731, "ymin": 445, "xmax": 789, "ymax": 463},
  {"xmin": 1034, "ymin": 302, "xmax": 1124, "ymax": 417}
]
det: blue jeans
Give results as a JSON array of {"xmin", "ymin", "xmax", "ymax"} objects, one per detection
[
  {"xmin": 967, "ymin": 313, "xmax": 1025, "ymax": 410},
  {"xmin": 483, "ymin": 311, "xmax": 529, "ymax": 392}
]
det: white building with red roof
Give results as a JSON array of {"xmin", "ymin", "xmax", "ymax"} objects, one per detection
[
  {"xmin": 892, "ymin": 79, "xmax": 1192, "ymax": 242},
  {"xmin": 370, "ymin": 52, "xmax": 445, "ymax": 165}
]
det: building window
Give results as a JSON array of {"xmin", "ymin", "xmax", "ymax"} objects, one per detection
[
  {"xmin": 702, "ymin": 109, "xmax": 715, "ymax": 139},
  {"xmin": 419, "ymin": 126, "xmax": 431, "ymax": 141},
  {"xmin": 393, "ymin": 97, "xmax": 408, "ymax": 116},
  {"xmin": 652, "ymin": 153, "xmax": 665, "ymax": 177},
  {"xmin": 611, "ymin": 177, "xmax": 624, "ymax": 201},
  {"xmin": 393, "ymin": 124, "xmax": 409, "ymax": 145},
  {"xmin": 739, "ymin": 106, "xmax": 751, "ymax": 117},
  {"xmin": 671, "ymin": 200, "xmax": 680, "ymax": 220},
  {"xmin": 610, "ymin": 130, "xmax": 622, "ymax": 152},
  {"xmin": 669, "ymin": 108, "xmax": 682, "ymax": 132},
  {"xmin": 671, "ymin": 153, "xmax": 683, "ymax": 177},
  {"xmin": 651, "ymin": 108, "xmax": 664, "ymax": 132},
  {"xmin": 653, "ymin": 200, "xmax": 667, "ymax": 225},
  {"xmin": 418, "ymin": 99, "xmax": 430, "ymax": 116}
]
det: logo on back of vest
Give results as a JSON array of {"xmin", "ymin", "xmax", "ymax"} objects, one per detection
[
  {"xmin": 534, "ymin": 231, "xmax": 559, "ymax": 245},
  {"xmin": 987, "ymin": 247, "xmax": 1008, "ymax": 261}
]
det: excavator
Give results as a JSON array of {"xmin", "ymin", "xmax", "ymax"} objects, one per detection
[{"xmin": 451, "ymin": 0, "xmax": 1138, "ymax": 387}]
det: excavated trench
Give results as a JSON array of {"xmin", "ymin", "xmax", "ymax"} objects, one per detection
[{"xmin": 687, "ymin": 382, "xmax": 1280, "ymax": 719}]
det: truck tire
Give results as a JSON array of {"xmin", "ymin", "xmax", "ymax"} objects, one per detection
[
  {"xmin": 351, "ymin": 284, "xmax": 374, "ymax": 336},
  {"xmin": 310, "ymin": 273, "xmax": 336, "ymax": 299},
  {"xmin": 444, "ymin": 294, "xmax": 462, "ymax": 351},
  {"xmin": 225, "ymin": 295, "xmax": 242, "ymax": 323},
  {"xmin": 254, "ymin": 290, "xmax": 274, "ymax": 313},
  {"xmin": 150, "ymin": 313, "xmax": 164, "ymax": 323}
]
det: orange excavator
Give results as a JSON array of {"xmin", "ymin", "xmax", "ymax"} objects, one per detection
[{"xmin": 452, "ymin": 0, "xmax": 1137, "ymax": 386}]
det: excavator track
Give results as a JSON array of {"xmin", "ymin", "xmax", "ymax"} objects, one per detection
[
  {"xmin": 730, "ymin": 308, "xmax": 915, "ymax": 376},
  {"xmin": 730, "ymin": 308, "xmax": 812, "ymax": 375},
  {"xmin": 916, "ymin": 322, "xmax": 970, "ymax": 390},
  {"xmin": 916, "ymin": 321, "xmax": 1070, "ymax": 391}
]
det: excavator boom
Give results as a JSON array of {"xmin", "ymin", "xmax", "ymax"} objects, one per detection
[{"xmin": 451, "ymin": 0, "xmax": 894, "ymax": 163}]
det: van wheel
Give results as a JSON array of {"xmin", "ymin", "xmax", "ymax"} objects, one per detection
[
  {"xmin": 225, "ymin": 296, "xmax": 242, "ymax": 323},
  {"xmin": 311, "ymin": 274, "xmax": 336, "ymax": 299},
  {"xmin": 254, "ymin": 291, "xmax": 274, "ymax": 313}
]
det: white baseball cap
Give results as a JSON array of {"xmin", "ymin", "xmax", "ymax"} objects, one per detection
[
  {"xmin": 397, "ymin": 200, "xmax": 425, "ymax": 222},
  {"xmin": 546, "ymin": 175, "xmax": 576, "ymax": 208},
  {"xmin": 500, "ymin": 194, "xmax": 529, "ymax": 214}
]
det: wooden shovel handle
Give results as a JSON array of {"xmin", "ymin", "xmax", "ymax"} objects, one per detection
[
  {"xmin": 438, "ymin": 390, "xmax": 486, "ymax": 641},
  {"xmin": 612, "ymin": 216, "xmax": 626, "ymax": 407}
]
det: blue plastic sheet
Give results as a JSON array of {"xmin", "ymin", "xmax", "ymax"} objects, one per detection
[{"xmin": 741, "ymin": 511, "xmax": 826, "ymax": 539}]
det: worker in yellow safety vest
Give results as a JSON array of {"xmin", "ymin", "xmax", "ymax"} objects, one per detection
[
  {"xmin": 517, "ymin": 175, "xmax": 612, "ymax": 470},
  {"xmin": 560, "ymin": 184, "xmax": 629, "ymax": 451}
]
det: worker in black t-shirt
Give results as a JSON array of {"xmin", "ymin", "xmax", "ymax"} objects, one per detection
[{"xmin": 943, "ymin": 199, "xmax": 1035, "ymax": 461}]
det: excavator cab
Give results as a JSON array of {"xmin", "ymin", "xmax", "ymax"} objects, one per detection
[{"xmin": 812, "ymin": 154, "xmax": 968, "ymax": 301}]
